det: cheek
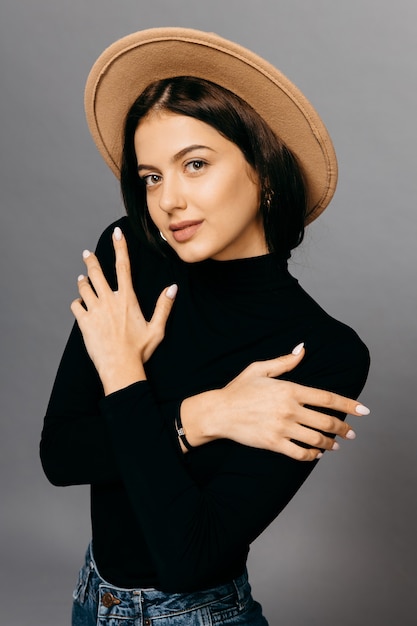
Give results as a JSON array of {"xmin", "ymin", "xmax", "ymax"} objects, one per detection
[
  {"xmin": 231, "ymin": 179, "xmax": 260, "ymax": 218},
  {"xmin": 225, "ymin": 162, "xmax": 260, "ymax": 206},
  {"xmin": 199, "ymin": 169, "xmax": 249, "ymax": 209}
]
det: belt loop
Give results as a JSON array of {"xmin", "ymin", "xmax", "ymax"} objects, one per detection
[
  {"xmin": 232, "ymin": 569, "xmax": 248, "ymax": 610},
  {"xmin": 88, "ymin": 542, "xmax": 99, "ymax": 575}
]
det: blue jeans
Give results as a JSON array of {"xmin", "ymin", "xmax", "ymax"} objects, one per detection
[{"xmin": 72, "ymin": 544, "xmax": 268, "ymax": 625}]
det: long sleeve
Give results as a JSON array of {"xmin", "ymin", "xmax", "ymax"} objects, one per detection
[{"xmin": 40, "ymin": 320, "xmax": 119, "ymax": 485}]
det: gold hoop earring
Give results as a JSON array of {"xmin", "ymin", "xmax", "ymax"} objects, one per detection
[{"xmin": 264, "ymin": 188, "xmax": 274, "ymax": 211}]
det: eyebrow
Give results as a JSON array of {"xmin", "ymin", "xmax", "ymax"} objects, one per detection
[{"xmin": 137, "ymin": 144, "xmax": 215, "ymax": 172}]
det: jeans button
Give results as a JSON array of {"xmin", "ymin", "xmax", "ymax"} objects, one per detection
[
  {"xmin": 102, "ymin": 592, "xmax": 121, "ymax": 608},
  {"xmin": 144, "ymin": 620, "xmax": 151, "ymax": 626}
]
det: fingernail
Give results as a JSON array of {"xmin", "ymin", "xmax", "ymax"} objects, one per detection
[
  {"xmin": 332, "ymin": 441, "xmax": 340, "ymax": 451},
  {"xmin": 292, "ymin": 342, "xmax": 304, "ymax": 355},
  {"xmin": 316, "ymin": 452, "xmax": 323, "ymax": 459},
  {"xmin": 82, "ymin": 249, "xmax": 91, "ymax": 258},
  {"xmin": 114, "ymin": 226, "xmax": 122, "ymax": 241},
  {"xmin": 166, "ymin": 284, "xmax": 178, "ymax": 300},
  {"xmin": 78, "ymin": 274, "xmax": 85, "ymax": 281},
  {"xmin": 346, "ymin": 430, "xmax": 356, "ymax": 440},
  {"xmin": 356, "ymin": 404, "xmax": 370, "ymax": 415}
]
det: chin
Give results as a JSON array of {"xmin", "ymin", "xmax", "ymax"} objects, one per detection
[
  {"xmin": 172, "ymin": 244, "xmax": 213, "ymax": 264},
  {"xmin": 175, "ymin": 251, "xmax": 211, "ymax": 264}
]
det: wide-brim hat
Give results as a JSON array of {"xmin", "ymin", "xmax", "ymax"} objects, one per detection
[{"xmin": 85, "ymin": 27, "xmax": 338, "ymax": 223}]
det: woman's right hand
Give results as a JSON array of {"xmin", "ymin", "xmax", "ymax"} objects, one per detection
[{"xmin": 179, "ymin": 344, "xmax": 370, "ymax": 460}]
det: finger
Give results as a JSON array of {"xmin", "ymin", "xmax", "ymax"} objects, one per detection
[
  {"xmin": 76, "ymin": 274, "xmax": 97, "ymax": 309},
  {"xmin": 289, "ymin": 422, "xmax": 342, "ymax": 451},
  {"xmin": 148, "ymin": 284, "xmax": 178, "ymax": 338},
  {"xmin": 82, "ymin": 250, "xmax": 111, "ymax": 298},
  {"xmin": 278, "ymin": 438, "xmax": 323, "ymax": 462},
  {"xmin": 112, "ymin": 226, "xmax": 134, "ymax": 293},
  {"xmin": 292, "ymin": 384, "xmax": 370, "ymax": 417},
  {"xmin": 294, "ymin": 405, "xmax": 354, "ymax": 438},
  {"xmin": 248, "ymin": 343, "xmax": 305, "ymax": 378},
  {"xmin": 70, "ymin": 297, "xmax": 86, "ymax": 320}
]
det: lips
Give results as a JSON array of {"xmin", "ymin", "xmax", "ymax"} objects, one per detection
[{"xmin": 169, "ymin": 220, "xmax": 203, "ymax": 243}]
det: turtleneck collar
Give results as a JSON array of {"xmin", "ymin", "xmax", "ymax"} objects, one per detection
[{"xmin": 186, "ymin": 253, "xmax": 294, "ymax": 295}]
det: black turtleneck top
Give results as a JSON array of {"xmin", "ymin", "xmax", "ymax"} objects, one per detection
[{"xmin": 40, "ymin": 216, "xmax": 370, "ymax": 593}]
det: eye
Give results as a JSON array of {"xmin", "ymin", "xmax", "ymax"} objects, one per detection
[
  {"xmin": 142, "ymin": 174, "xmax": 162, "ymax": 187},
  {"xmin": 185, "ymin": 160, "xmax": 206, "ymax": 173}
]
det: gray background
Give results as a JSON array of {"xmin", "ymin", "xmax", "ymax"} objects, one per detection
[{"xmin": 1, "ymin": 1, "xmax": 416, "ymax": 624}]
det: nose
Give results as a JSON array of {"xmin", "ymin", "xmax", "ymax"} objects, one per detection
[{"xmin": 158, "ymin": 174, "xmax": 187, "ymax": 213}]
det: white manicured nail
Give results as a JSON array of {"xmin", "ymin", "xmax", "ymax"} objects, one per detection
[
  {"xmin": 166, "ymin": 284, "xmax": 178, "ymax": 300},
  {"xmin": 82, "ymin": 250, "xmax": 91, "ymax": 258},
  {"xmin": 356, "ymin": 404, "xmax": 370, "ymax": 415},
  {"xmin": 332, "ymin": 441, "xmax": 340, "ymax": 451},
  {"xmin": 292, "ymin": 342, "xmax": 304, "ymax": 355},
  {"xmin": 316, "ymin": 452, "xmax": 323, "ymax": 459},
  {"xmin": 78, "ymin": 274, "xmax": 85, "ymax": 281},
  {"xmin": 346, "ymin": 430, "xmax": 356, "ymax": 440},
  {"xmin": 114, "ymin": 226, "xmax": 122, "ymax": 241}
]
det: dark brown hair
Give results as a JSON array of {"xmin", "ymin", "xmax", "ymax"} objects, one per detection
[{"xmin": 121, "ymin": 76, "xmax": 308, "ymax": 258}]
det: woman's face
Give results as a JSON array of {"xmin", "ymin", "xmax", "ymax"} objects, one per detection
[{"xmin": 134, "ymin": 112, "xmax": 267, "ymax": 263}]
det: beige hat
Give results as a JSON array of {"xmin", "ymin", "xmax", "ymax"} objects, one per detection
[{"xmin": 85, "ymin": 27, "xmax": 337, "ymax": 222}]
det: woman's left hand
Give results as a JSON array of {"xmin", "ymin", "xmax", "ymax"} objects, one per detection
[{"xmin": 70, "ymin": 226, "xmax": 178, "ymax": 395}]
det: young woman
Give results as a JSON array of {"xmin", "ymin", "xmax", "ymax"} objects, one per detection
[{"xmin": 40, "ymin": 28, "xmax": 370, "ymax": 625}]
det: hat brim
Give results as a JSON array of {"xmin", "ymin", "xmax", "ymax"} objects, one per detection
[{"xmin": 85, "ymin": 27, "xmax": 338, "ymax": 223}]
